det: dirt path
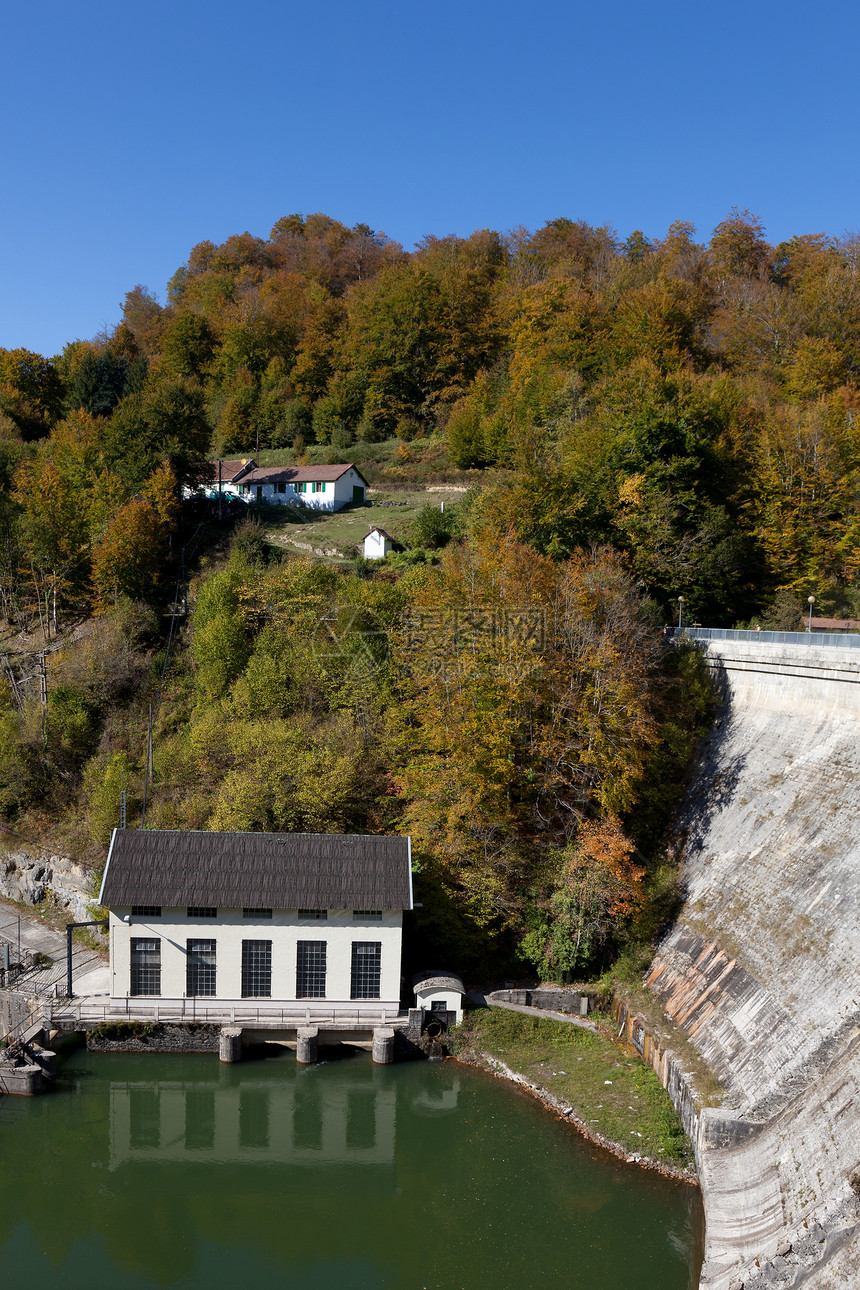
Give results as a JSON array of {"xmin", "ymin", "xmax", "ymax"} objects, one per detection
[{"xmin": 467, "ymin": 989, "xmax": 600, "ymax": 1033}]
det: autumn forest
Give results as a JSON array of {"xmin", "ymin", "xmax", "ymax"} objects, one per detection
[{"xmin": 0, "ymin": 208, "xmax": 857, "ymax": 975}]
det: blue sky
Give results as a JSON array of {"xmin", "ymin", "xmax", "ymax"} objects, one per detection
[{"xmin": 2, "ymin": 0, "xmax": 858, "ymax": 356}]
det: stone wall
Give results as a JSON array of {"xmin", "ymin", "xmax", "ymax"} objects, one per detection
[
  {"xmin": 648, "ymin": 639, "xmax": 860, "ymax": 1290},
  {"xmin": 85, "ymin": 1022, "xmax": 221, "ymax": 1053},
  {"xmin": 0, "ymin": 989, "xmax": 37, "ymax": 1040},
  {"xmin": 489, "ymin": 987, "xmax": 603, "ymax": 1015}
]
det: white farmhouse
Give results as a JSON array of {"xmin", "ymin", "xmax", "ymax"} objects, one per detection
[
  {"xmin": 98, "ymin": 830, "xmax": 412, "ymax": 1015},
  {"xmin": 363, "ymin": 526, "xmax": 399, "ymax": 559},
  {"xmin": 236, "ymin": 463, "xmax": 369, "ymax": 511}
]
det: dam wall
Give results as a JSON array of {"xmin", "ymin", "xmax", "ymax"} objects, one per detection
[{"xmin": 650, "ymin": 637, "xmax": 860, "ymax": 1289}]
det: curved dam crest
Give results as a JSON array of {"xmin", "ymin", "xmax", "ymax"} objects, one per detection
[{"xmin": 648, "ymin": 638, "xmax": 860, "ymax": 1290}]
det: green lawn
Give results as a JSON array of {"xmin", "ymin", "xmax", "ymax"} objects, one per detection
[
  {"xmin": 453, "ymin": 1007, "xmax": 696, "ymax": 1171},
  {"xmin": 257, "ymin": 489, "xmax": 456, "ymax": 559}
]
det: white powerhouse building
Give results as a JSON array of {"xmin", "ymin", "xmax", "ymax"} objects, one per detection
[{"xmin": 99, "ymin": 831, "xmax": 412, "ymax": 1012}]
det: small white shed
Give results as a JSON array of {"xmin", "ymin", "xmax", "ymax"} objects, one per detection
[
  {"xmin": 363, "ymin": 526, "xmax": 398, "ymax": 560},
  {"xmin": 413, "ymin": 970, "xmax": 465, "ymax": 1024}
]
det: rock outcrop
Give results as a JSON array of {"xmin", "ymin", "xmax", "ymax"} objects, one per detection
[
  {"xmin": 650, "ymin": 638, "xmax": 860, "ymax": 1289},
  {"xmin": 0, "ymin": 844, "xmax": 100, "ymax": 925}
]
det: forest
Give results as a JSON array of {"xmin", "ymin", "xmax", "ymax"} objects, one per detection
[{"xmin": 0, "ymin": 207, "xmax": 857, "ymax": 975}]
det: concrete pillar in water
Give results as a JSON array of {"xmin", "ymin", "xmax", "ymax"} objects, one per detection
[
  {"xmin": 372, "ymin": 1026, "xmax": 395, "ymax": 1064},
  {"xmin": 0, "ymin": 1062, "xmax": 44, "ymax": 1095},
  {"xmin": 219, "ymin": 1027, "xmax": 243, "ymax": 1063},
  {"xmin": 30, "ymin": 1044, "xmax": 57, "ymax": 1081},
  {"xmin": 296, "ymin": 1027, "xmax": 318, "ymax": 1064}
]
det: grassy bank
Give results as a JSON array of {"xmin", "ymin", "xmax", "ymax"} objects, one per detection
[
  {"xmin": 451, "ymin": 1007, "xmax": 695, "ymax": 1172},
  {"xmin": 259, "ymin": 488, "xmax": 435, "ymax": 558}
]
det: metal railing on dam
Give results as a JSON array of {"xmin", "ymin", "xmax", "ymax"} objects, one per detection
[{"xmin": 682, "ymin": 626, "xmax": 860, "ymax": 649}]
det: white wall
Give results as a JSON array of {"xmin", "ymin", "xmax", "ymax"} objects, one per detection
[
  {"xmin": 415, "ymin": 986, "xmax": 463, "ymax": 1022},
  {"xmin": 364, "ymin": 530, "xmax": 391, "ymax": 559},
  {"xmin": 108, "ymin": 907, "xmax": 403, "ymax": 1007},
  {"xmin": 237, "ymin": 469, "xmax": 367, "ymax": 512}
]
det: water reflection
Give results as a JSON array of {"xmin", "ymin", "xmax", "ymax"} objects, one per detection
[
  {"xmin": 0, "ymin": 1052, "xmax": 702, "ymax": 1290},
  {"xmin": 109, "ymin": 1060, "xmax": 457, "ymax": 1170}
]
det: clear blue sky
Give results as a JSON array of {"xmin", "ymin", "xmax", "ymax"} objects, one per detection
[{"xmin": 3, "ymin": 0, "xmax": 858, "ymax": 357}]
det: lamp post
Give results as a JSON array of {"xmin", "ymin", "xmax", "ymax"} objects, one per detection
[
  {"xmin": 677, "ymin": 596, "xmax": 685, "ymax": 632},
  {"xmin": 808, "ymin": 595, "xmax": 815, "ymax": 633}
]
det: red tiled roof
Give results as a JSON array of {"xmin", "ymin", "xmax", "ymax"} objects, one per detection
[
  {"xmin": 242, "ymin": 463, "xmax": 368, "ymax": 486},
  {"xmin": 364, "ymin": 526, "xmax": 395, "ymax": 542},
  {"xmin": 806, "ymin": 616, "xmax": 860, "ymax": 631}
]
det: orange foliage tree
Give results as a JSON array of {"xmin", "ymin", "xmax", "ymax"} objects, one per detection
[
  {"xmin": 395, "ymin": 527, "xmax": 663, "ymax": 927},
  {"xmin": 91, "ymin": 484, "xmax": 172, "ymax": 609},
  {"xmin": 521, "ymin": 817, "xmax": 645, "ymax": 979}
]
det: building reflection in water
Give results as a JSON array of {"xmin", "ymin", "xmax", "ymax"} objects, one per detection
[{"xmin": 109, "ymin": 1064, "xmax": 462, "ymax": 1171}]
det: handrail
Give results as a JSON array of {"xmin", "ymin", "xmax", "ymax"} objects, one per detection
[
  {"xmin": 46, "ymin": 1001, "xmax": 407, "ymax": 1028},
  {"xmin": 682, "ymin": 627, "xmax": 860, "ymax": 649}
]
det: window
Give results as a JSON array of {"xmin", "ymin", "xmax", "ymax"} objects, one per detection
[
  {"xmin": 130, "ymin": 1088, "xmax": 160, "ymax": 1149},
  {"xmin": 185, "ymin": 1091, "xmax": 215, "ymax": 1150},
  {"xmin": 352, "ymin": 910, "xmax": 382, "ymax": 921},
  {"xmin": 187, "ymin": 907, "xmax": 217, "ymax": 918},
  {"xmin": 296, "ymin": 941, "xmax": 326, "ymax": 998},
  {"xmin": 130, "ymin": 938, "xmax": 161, "ymax": 995},
  {"xmin": 350, "ymin": 942, "xmax": 381, "ymax": 999},
  {"xmin": 298, "ymin": 909, "xmax": 327, "ymax": 920},
  {"xmin": 131, "ymin": 905, "xmax": 161, "ymax": 917},
  {"xmin": 240, "ymin": 1090, "xmax": 270, "ymax": 1149},
  {"xmin": 293, "ymin": 1096, "xmax": 322, "ymax": 1150},
  {"xmin": 243, "ymin": 907, "xmax": 272, "ymax": 919},
  {"xmin": 346, "ymin": 1091, "xmax": 376, "ymax": 1150},
  {"xmin": 186, "ymin": 939, "xmax": 216, "ymax": 996},
  {"xmin": 242, "ymin": 940, "xmax": 272, "ymax": 997},
  {"xmin": 276, "ymin": 483, "xmax": 286, "ymax": 494}
]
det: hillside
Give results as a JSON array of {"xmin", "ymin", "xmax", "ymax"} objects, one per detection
[
  {"xmin": 2, "ymin": 206, "xmax": 860, "ymax": 1015},
  {"xmin": 2, "ymin": 211, "xmax": 860, "ymax": 634}
]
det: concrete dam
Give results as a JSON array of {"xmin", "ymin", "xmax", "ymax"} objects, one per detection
[{"xmin": 647, "ymin": 634, "xmax": 860, "ymax": 1290}]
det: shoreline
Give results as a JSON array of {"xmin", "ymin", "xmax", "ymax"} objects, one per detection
[{"xmin": 453, "ymin": 1046, "xmax": 700, "ymax": 1187}]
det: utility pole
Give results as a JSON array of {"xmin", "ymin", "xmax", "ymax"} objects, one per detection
[{"xmin": 141, "ymin": 704, "xmax": 153, "ymax": 827}]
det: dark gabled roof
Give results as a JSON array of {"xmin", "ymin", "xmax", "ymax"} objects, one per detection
[
  {"xmin": 99, "ymin": 830, "xmax": 412, "ymax": 910},
  {"xmin": 241, "ymin": 463, "xmax": 369, "ymax": 487},
  {"xmin": 364, "ymin": 526, "xmax": 395, "ymax": 541}
]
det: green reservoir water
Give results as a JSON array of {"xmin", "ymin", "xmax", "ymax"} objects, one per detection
[{"xmin": 0, "ymin": 1047, "xmax": 702, "ymax": 1289}]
